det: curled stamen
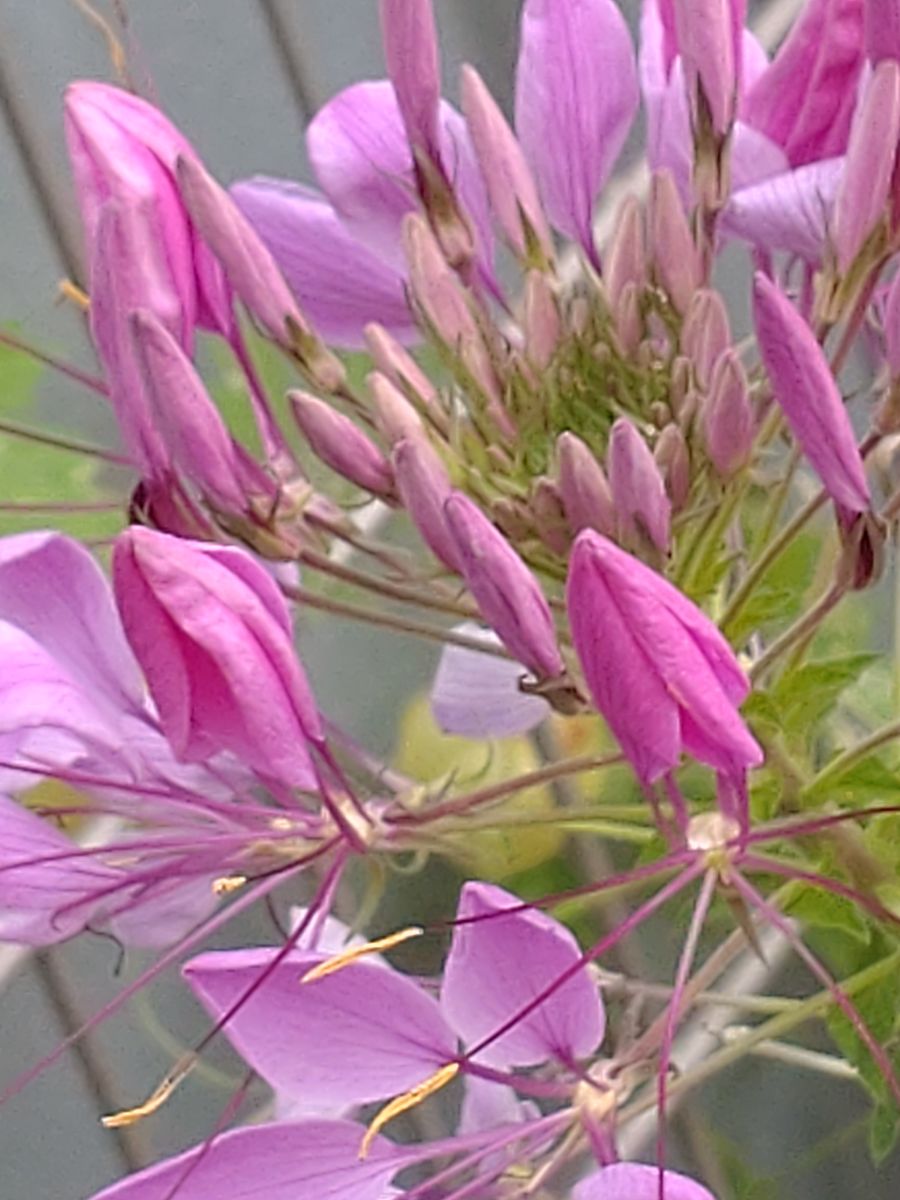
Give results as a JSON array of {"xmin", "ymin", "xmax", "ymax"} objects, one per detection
[
  {"xmin": 358, "ymin": 1062, "xmax": 459, "ymax": 1159},
  {"xmin": 300, "ymin": 925, "xmax": 424, "ymax": 983},
  {"xmin": 58, "ymin": 278, "xmax": 90, "ymax": 310},
  {"xmin": 101, "ymin": 1052, "xmax": 195, "ymax": 1128}
]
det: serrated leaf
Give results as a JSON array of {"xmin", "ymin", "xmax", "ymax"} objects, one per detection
[
  {"xmin": 803, "ymin": 754, "xmax": 900, "ymax": 806},
  {"xmin": 786, "ymin": 884, "xmax": 871, "ymax": 945},
  {"xmin": 773, "ymin": 654, "xmax": 879, "ymax": 736}
]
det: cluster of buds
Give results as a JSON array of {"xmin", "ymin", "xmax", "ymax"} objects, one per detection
[{"xmin": 6, "ymin": 0, "xmax": 900, "ymax": 1197}]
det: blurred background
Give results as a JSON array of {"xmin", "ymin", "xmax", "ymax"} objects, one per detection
[{"xmin": 2, "ymin": 1, "xmax": 900, "ymax": 1197}]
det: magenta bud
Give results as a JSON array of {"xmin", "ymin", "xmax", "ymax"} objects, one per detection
[
  {"xmin": 605, "ymin": 194, "xmax": 647, "ymax": 308},
  {"xmin": 289, "ymin": 391, "xmax": 395, "ymax": 499},
  {"xmin": 522, "ymin": 270, "xmax": 561, "ymax": 369},
  {"xmin": 673, "ymin": 0, "xmax": 740, "ymax": 137},
  {"xmin": 556, "ymin": 432, "xmax": 616, "ymax": 537},
  {"xmin": 681, "ymin": 288, "xmax": 732, "ymax": 388},
  {"xmin": 176, "ymin": 156, "xmax": 345, "ymax": 392},
  {"xmin": 130, "ymin": 309, "xmax": 266, "ymax": 513},
  {"xmin": 368, "ymin": 371, "xmax": 426, "ymax": 445},
  {"xmin": 380, "ymin": 0, "xmax": 441, "ymax": 158},
  {"xmin": 392, "ymin": 436, "xmax": 460, "ymax": 569},
  {"xmin": 567, "ymin": 530, "xmax": 762, "ymax": 785},
  {"xmin": 753, "ymin": 272, "xmax": 871, "ymax": 515},
  {"xmin": 460, "ymin": 64, "xmax": 553, "ymax": 263},
  {"xmin": 607, "ymin": 418, "xmax": 672, "ymax": 554},
  {"xmin": 833, "ymin": 60, "xmax": 900, "ymax": 273},
  {"xmin": 704, "ymin": 349, "xmax": 754, "ymax": 476},
  {"xmin": 866, "ymin": 1, "xmax": 900, "ymax": 69},
  {"xmin": 112, "ymin": 528, "xmax": 323, "ymax": 787},
  {"xmin": 654, "ymin": 424, "xmax": 691, "ymax": 510},
  {"xmin": 444, "ymin": 492, "xmax": 564, "ymax": 679},
  {"xmin": 649, "ymin": 170, "xmax": 703, "ymax": 314}
]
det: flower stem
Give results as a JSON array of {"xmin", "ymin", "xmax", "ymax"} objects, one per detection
[
  {"xmin": 803, "ymin": 717, "xmax": 900, "ymax": 796},
  {"xmin": 749, "ymin": 582, "xmax": 846, "ymax": 681}
]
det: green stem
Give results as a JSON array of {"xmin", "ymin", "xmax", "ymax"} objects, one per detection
[
  {"xmin": 749, "ymin": 583, "xmax": 846, "ymax": 682},
  {"xmin": 804, "ymin": 718, "xmax": 900, "ymax": 796}
]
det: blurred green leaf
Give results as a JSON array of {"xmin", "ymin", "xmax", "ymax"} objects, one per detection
[{"xmin": 773, "ymin": 655, "xmax": 879, "ymax": 737}]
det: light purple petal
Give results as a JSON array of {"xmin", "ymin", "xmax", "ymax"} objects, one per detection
[
  {"xmin": 574, "ymin": 1163, "xmax": 717, "ymax": 1200},
  {"xmin": 723, "ymin": 157, "xmax": 843, "ymax": 262},
  {"xmin": 458, "ymin": 1075, "xmax": 539, "ymax": 1135},
  {"xmin": 441, "ymin": 881, "xmax": 605, "ymax": 1069},
  {"xmin": 730, "ymin": 121, "xmax": 789, "ymax": 193},
  {"xmin": 88, "ymin": 1120, "xmax": 401, "ymax": 1200},
  {"xmin": 516, "ymin": 0, "xmax": 639, "ymax": 254},
  {"xmin": 0, "ymin": 793, "xmax": 116, "ymax": 944},
  {"xmin": 430, "ymin": 624, "xmax": 550, "ymax": 738},
  {"xmin": 108, "ymin": 874, "xmax": 218, "ymax": 947},
  {"xmin": 231, "ymin": 178, "xmax": 418, "ymax": 348},
  {"xmin": 184, "ymin": 948, "xmax": 457, "ymax": 1107},
  {"xmin": 308, "ymin": 80, "xmax": 492, "ymax": 278},
  {"xmin": 0, "ymin": 531, "xmax": 143, "ymax": 713}
]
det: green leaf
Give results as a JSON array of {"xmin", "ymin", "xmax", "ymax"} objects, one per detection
[
  {"xmin": 869, "ymin": 1101, "xmax": 900, "ymax": 1165},
  {"xmin": 803, "ymin": 754, "xmax": 900, "ymax": 806},
  {"xmin": 826, "ymin": 959, "xmax": 900, "ymax": 1114},
  {"xmin": 785, "ymin": 884, "xmax": 871, "ymax": 945},
  {"xmin": 773, "ymin": 654, "xmax": 879, "ymax": 736}
]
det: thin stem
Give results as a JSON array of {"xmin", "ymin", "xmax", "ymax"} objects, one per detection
[
  {"xmin": 749, "ymin": 582, "xmax": 845, "ymax": 681},
  {"xmin": 0, "ymin": 419, "xmax": 130, "ymax": 466},
  {"xmin": 803, "ymin": 717, "xmax": 900, "ymax": 796},
  {"xmin": 0, "ymin": 329, "xmax": 107, "ymax": 394}
]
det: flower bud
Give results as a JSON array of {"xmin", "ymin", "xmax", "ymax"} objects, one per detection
[
  {"xmin": 368, "ymin": 371, "xmax": 426, "ymax": 445},
  {"xmin": 681, "ymin": 288, "xmax": 732, "ymax": 388},
  {"xmin": 112, "ymin": 528, "xmax": 322, "ymax": 787},
  {"xmin": 753, "ymin": 272, "xmax": 870, "ymax": 516},
  {"xmin": 531, "ymin": 476, "xmax": 571, "ymax": 555},
  {"xmin": 567, "ymin": 530, "xmax": 762, "ymax": 785},
  {"xmin": 649, "ymin": 170, "xmax": 703, "ymax": 313},
  {"xmin": 289, "ymin": 391, "xmax": 395, "ymax": 499},
  {"xmin": 392, "ymin": 436, "xmax": 460, "ymax": 569},
  {"xmin": 673, "ymin": 0, "xmax": 740, "ymax": 138},
  {"xmin": 556, "ymin": 432, "xmax": 616, "ymax": 537},
  {"xmin": 444, "ymin": 492, "xmax": 564, "ymax": 680},
  {"xmin": 654, "ymin": 423, "xmax": 691, "ymax": 510},
  {"xmin": 522, "ymin": 270, "xmax": 561, "ymax": 369},
  {"xmin": 176, "ymin": 156, "xmax": 345, "ymax": 392},
  {"xmin": 607, "ymin": 418, "xmax": 672, "ymax": 554},
  {"xmin": 130, "ymin": 309, "xmax": 270, "ymax": 514},
  {"xmin": 832, "ymin": 59, "xmax": 900, "ymax": 273},
  {"xmin": 704, "ymin": 349, "xmax": 754, "ymax": 476},
  {"xmin": 379, "ymin": 0, "xmax": 441, "ymax": 160},
  {"xmin": 613, "ymin": 281, "xmax": 643, "ymax": 355},
  {"xmin": 605, "ymin": 195, "xmax": 647, "ymax": 308},
  {"xmin": 461, "ymin": 64, "xmax": 553, "ymax": 264}
]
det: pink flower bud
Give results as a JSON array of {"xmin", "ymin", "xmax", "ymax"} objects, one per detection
[
  {"xmin": 605, "ymin": 195, "xmax": 647, "ymax": 308},
  {"xmin": 607, "ymin": 418, "xmax": 672, "ymax": 554},
  {"xmin": 531, "ymin": 476, "xmax": 571, "ymax": 555},
  {"xmin": 832, "ymin": 60, "xmax": 900, "ymax": 272},
  {"xmin": 176, "ymin": 156, "xmax": 345, "ymax": 392},
  {"xmin": 649, "ymin": 170, "xmax": 703, "ymax": 313},
  {"xmin": 289, "ymin": 391, "xmax": 395, "ymax": 499},
  {"xmin": 130, "ymin": 309, "xmax": 269, "ymax": 514},
  {"xmin": 392, "ymin": 436, "xmax": 460, "ymax": 569},
  {"xmin": 379, "ymin": 0, "xmax": 441, "ymax": 158},
  {"xmin": 444, "ymin": 492, "xmax": 564, "ymax": 679},
  {"xmin": 673, "ymin": 0, "xmax": 741, "ymax": 137},
  {"xmin": 753, "ymin": 272, "xmax": 870, "ymax": 515},
  {"xmin": 704, "ymin": 349, "xmax": 754, "ymax": 476},
  {"xmin": 567, "ymin": 530, "xmax": 762, "ymax": 785},
  {"xmin": 522, "ymin": 270, "xmax": 561, "ymax": 369},
  {"xmin": 460, "ymin": 64, "xmax": 553, "ymax": 263},
  {"xmin": 368, "ymin": 371, "xmax": 426, "ymax": 445},
  {"xmin": 556, "ymin": 432, "xmax": 616, "ymax": 537},
  {"xmin": 613, "ymin": 281, "xmax": 643, "ymax": 355},
  {"xmin": 112, "ymin": 528, "xmax": 322, "ymax": 787},
  {"xmin": 681, "ymin": 288, "xmax": 732, "ymax": 388},
  {"xmin": 654, "ymin": 423, "xmax": 691, "ymax": 510}
]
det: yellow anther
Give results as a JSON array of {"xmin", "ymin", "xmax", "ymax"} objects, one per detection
[
  {"xmin": 300, "ymin": 926, "xmax": 424, "ymax": 984},
  {"xmin": 358, "ymin": 1063, "xmax": 459, "ymax": 1159},
  {"xmin": 58, "ymin": 278, "xmax": 90, "ymax": 311},
  {"xmin": 211, "ymin": 874, "xmax": 248, "ymax": 896},
  {"xmin": 101, "ymin": 1054, "xmax": 195, "ymax": 1129}
]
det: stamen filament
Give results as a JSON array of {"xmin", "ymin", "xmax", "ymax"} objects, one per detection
[
  {"xmin": 301, "ymin": 926, "xmax": 424, "ymax": 982},
  {"xmin": 359, "ymin": 1063, "xmax": 459, "ymax": 1159}
]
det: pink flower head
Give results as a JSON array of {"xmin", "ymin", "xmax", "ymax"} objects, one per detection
[
  {"xmin": 567, "ymin": 531, "xmax": 762, "ymax": 785},
  {"xmin": 112, "ymin": 528, "xmax": 323, "ymax": 787},
  {"xmin": 515, "ymin": 0, "xmax": 639, "ymax": 261},
  {"xmin": 753, "ymin": 272, "xmax": 871, "ymax": 517}
]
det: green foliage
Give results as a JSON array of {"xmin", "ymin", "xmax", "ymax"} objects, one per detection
[
  {"xmin": 773, "ymin": 654, "xmax": 879, "ymax": 738},
  {"xmin": 785, "ymin": 884, "xmax": 871, "ymax": 946}
]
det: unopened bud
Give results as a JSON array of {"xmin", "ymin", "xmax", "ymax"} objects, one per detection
[
  {"xmin": 556, "ymin": 431, "xmax": 616, "ymax": 537},
  {"xmin": 681, "ymin": 289, "xmax": 732, "ymax": 388},
  {"xmin": 654, "ymin": 424, "xmax": 691, "ymax": 510},
  {"xmin": 649, "ymin": 170, "xmax": 703, "ymax": 315},
  {"xmin": 704, "ymin": 349, "xmax": 754, "ymax": 477},
  {"xmin": 531, "ymin": 476, "xmax": 570, "ymax": 555},
  {"xmin": 289, "ymin": 391, "xmax": 395, "ymax": 499},
  {"xmin": 607, "ymin": 417, "xmax": 671, "ymax": 555},
  {"xmin": 605, "ymin": 195, "xmax": 647, "ymax": 308},
  {"xmin": 393, "ymin": 436, "xmax": 460, "ymax": 570},
  {"xmin": 368, "ymin": 371, "xmax": 426, "ymax": 445},
  {"xmin": 613, "ymin": 281, "xmax": 643, "ymax": 355},
  {"xmin": 522, "ymin": 270, "xmax": 561, "ymax": 369}
]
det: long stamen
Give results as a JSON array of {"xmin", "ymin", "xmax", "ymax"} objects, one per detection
[
  {"xmin": 300, "ymin": 925, "xmax": 424, "ymax": 982},
  {"xmin": 359, "ymin": 1062, "xmax": 459, "ymax": 1159}
]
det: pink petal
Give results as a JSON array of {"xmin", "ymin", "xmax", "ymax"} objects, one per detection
[
  {"xmin": 723, "ymin": 157, "xmax": 843, "ymax": 261},
  {"xmin": 87, "ymin": 1120, "xmax": 401, "ymax": 1200},
  {"xmin": 516, "ymin": 0, "xmax": 639, "ymax": 255},
  {"xmin": 574, "ymin": 1163, "xmax": 717, "ymax": 1200},
  {"xmin": 430, "ymin": 625, "xmax": 550, "ymax": 738},
  {"xmin": 441, "ymin": 881, "xmax": 605, "ymax": 1069},
  {"xmin": 184, "ymin": 948, "xmax": 457, "ymax": 1107},
  {"xmin": 231, "ymin": 178, "xmax": 419, "ymax": 348}
]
